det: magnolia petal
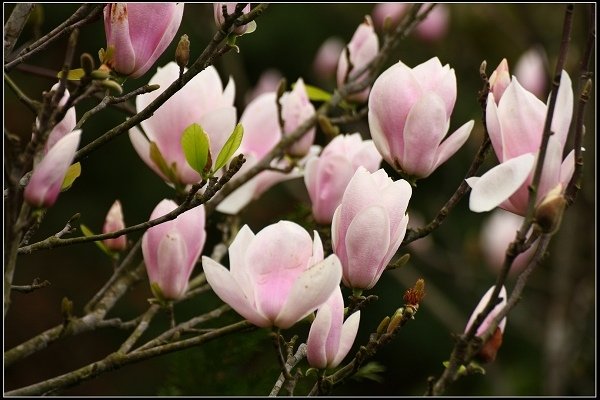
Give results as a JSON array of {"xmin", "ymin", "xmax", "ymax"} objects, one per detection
[
  {"xmin": 468, "ymin": 153, "xmax": 536, "ymax": 213},
  {"xmin": 274, "ymin": 255, "xmax": 342, "ymax": 329},
  {"xmin": 550, "ymin": 70, "xmax": 574, "ymax": 148},
  {"xmin": 306, "ymin": 304, "xmax": 333, "ymax": 369},
  {"xmin": 432, "ymin": 119, "xmax": 474, "ymax": 173},
  {"xmin": 559, "ymin": 149, "xmax": 575, "ymax": 187},
  {"xmin": 344, "ymin": 205, "xmax": 391, "ymax": 289},
  {"xmin": 202, "ymin": 256, "xmax": 271, "ymax": 327},
  {"xmin": 402, "ymin": 92, "xmax": 448, "ymax": 177},
  {"xmin": 155, "ymin": 231, "xmax": 189, "ymax": 300},
  {"xmin": 331, "ymin": 311, "xmax": 361, "ymax": 368}
]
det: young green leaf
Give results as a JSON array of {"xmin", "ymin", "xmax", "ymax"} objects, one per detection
[
  {"xmin": 80, "ymin": 224, "xmax": 116, "ymax": 259},
  {"xmin": 149, "ymin": 141, "xmax": 180, "ymax": 184},
  {"xmin": 56, "ymin": 68, "xmax": 85, "ymax": 81},
  {"xmin": 294, "ymin": 83, "xmax": 332, "ymax": 102},
  {"xmin": 181, "ymin": 123, "xmax": 211, "ymax": 175},
  {"xmin": 213, "ymin": 123, "xmax": 244, "ymax": 173},
  {"xmin": 61, "ymin": 162, "xmax": 81, "ymax": 191}
]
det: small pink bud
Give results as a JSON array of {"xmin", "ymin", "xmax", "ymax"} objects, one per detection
[
  {"xmin": 280, "ymin": 78, "xmax": 316, "ymax": 157},
  {"xmin": 489, "ymin": 58, "xmax": 511, "ymax": 102},
  {"xmin": 313, "ymin": 37, "xmax": 345, "ymax": 79},
  {"xmin": 465, "ymin": 286, "xmax": 508, "ymax": 363},
  {"xmin": 515, "ymin": 47, "xmax": 548, "ymax": 99},
  {"xmin": 102, "ymin": 200, "xmax": 127, "ymax": 251}
]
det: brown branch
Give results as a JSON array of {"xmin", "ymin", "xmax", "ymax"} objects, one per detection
[
  {"xmin": 11, "ymin": 278, "xmax": 51, "ymax": 294},
  {"xmin": 3, "ymin": 3, "xmax": 36, "ymax": 54}
]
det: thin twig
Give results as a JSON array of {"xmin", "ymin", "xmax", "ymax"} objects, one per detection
[
  {"xmin": 117, "ymin": 305, "xmax": 161, "ymax": 354},
  {"xmin": 4, "ymin": 4, "xmax": 104, "ymax": 72},
  {"xmin": 4, "ymin": 72, "xmax": 41, "ymax": 113},
  {"xmin": 11, "ymin": 278, "xmax": 51, "ymax": 294},
  {"xmin": 269, "ymin": 343, "xmax": 307, "ymax": 397}
]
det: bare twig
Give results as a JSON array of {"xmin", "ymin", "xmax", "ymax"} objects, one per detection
[
  {"xmin": 269, "ymin": 343, "xmax": 307, "ymax": 397},
  {"xmin": 4, "ymin": 4, "xmax": 104, "ymax": 72},
  {"xmin": 4, "ymin": 72, "xmax": 41, "ymax": 113},
  {"xmin": 11, "ymin": 278, "xmax": 51, "ymax": 294}
]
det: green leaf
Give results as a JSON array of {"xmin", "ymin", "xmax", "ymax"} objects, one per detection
[
  {"xmin": 149, "ymin": 141, "xmax": 180, "ymax": 184},
  {"xmin": 80, "ymin": 224, "xmax": 115, "ymax": 259},
  {"xmin": 296, "ymin": 83, "xmax": 332, "ymax": 102},
  {"xmin": 213, "ymin": 123, "xmax": 243, "ymax": 173},
  {"xmin": 61, "ymin": 162, "xmax": 81, "ymax": 191},
  {"xmin": 181, "ymin": 123, "xmax": 211, "ymax": 175},
  {"xmin": 56, "ymin": 68, "xmax": 85, "ymax": 81},
  {"xmin": 351, "ymin": 361, "xmax": 386, "ymax": 383}
]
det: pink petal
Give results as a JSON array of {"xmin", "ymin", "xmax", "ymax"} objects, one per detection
[
  {"xmin": 550, "ymin": 70, "xmax": 573, "ymax": 149},
  {"xmin": 559, "ymin": 149, "xmax": 575, "ymax": 187},
  {"xmin": 274, "ymin": 254, "xmax": 342, "ymax": 329},
  {"xmin": 306, "ymin": 303, "xmax": 332, "ymax": 369},
  {"xmin": 105, "ymin": 4, "xmax": 136, "ymax": 75},
  {"xmin": 486, "ymin": 92, "xmax": 504, "ymax": 161},
  {"xmin": 331, "ymin": 310, "xmax": 361, "ymax": 368},
  {"xmin": 202, "ymin": 256, "xmax": 271, "ymax": 327},
  {"xmin": 344, "ymin": 205, "xmax": 391, "ymax": 289},
  {"xmin": 432, "ymin": 119, "xmax": 474, "ymax": 172},
  {"xmin": 401, "ymin": 92, "xmax": 448, "ymax": 177},
  {"xmin": 155, "ymin": 231, "xmax": 189, "ymax": 300},
  {"xmin": 240, "ymin": 92, "xmax": 281, "ymax": 157},
  {"xmin": 467, "ymin": 153, "xmax": 536, "ymax": 213},
  {"xmin": 129, "ymin": 126, "xmax": 169, "ymax": 182}
]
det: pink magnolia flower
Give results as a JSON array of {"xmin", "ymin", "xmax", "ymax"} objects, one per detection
[
  {"xmin": 24, "ymin": 130, "xmax": 82, "ymax": 208},
  {"xmin": 337, "ymin": 16, "xmax": 379, "ymax": 103},
  {"xmin": 307, "ymin": 286, "xmax": 361, "ymax": 369},
  {"xmin": 142, "ymin": 199, "xmax": 206, "ymax": 300},
  {"xmin": 129, "ymin": 62, "xmax": 236, "ymax": 186},
  {"xmin": 213, "ymin": 3, "xmax": 251, "ymax": 35},
  {"xmin": 304, "ymin": 133, "xmax": 382, "ymax": 224},
  {"xmin": 216, "ymin": 92, "xmax": 318, "ymax": 215},
  {"xmin": 332, "ymin": 167, "xmax": 412, "ymax": 290},
  {"xmin": 103, "ymin": 200, "xmax": 127, "ymax": 251},
  {"xmin": 202, "ymin": 221, "xmax": 342, "ymax": 329},
  {"xmin": 467, "ymin": 71, "xmax": 573, "ymax": 215},
  {"xmin": 372, "ymin": 3, "xmax": 449, "ymax": 42},
  {"xmin": 480, "ymin": 210, "xmax": 536, "ymax": 276},
  {"xmin": 103, "ymin": 3, "xmax": 184, "ymax": 79},
  {"xmin": 313, "ymin": 37, "xmax": 345, "ymax": 79},
  {"xmin": 489, "ymin": 58, "xmax": 511, "ymax": 103},
  {"xmin": 368, "ymin": 57, "xmax": 474, "ymax": 180},
  {"xmin": 280, "ymin": 78, "xmax": 317, "ymax": 157}
]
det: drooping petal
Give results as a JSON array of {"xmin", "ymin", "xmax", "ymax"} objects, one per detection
[{"xmin": 468, "ymin": 153, "xmax": 536, "ymax": 213}]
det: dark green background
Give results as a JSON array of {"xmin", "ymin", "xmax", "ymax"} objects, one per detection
[{"xmin": 4, "ymin": 3, "xmax": 596, "ymax": 396}]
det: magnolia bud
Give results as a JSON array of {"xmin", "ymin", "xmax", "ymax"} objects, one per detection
[
  {"xmin": 80, "ymin": 53, "xmax": 95, "ymax": 76},
  {"xmin": 535, "ymin": 184, "xmax": 566, "ymax": 234},
  {"xmin": 176, "ymin": 34, "xmax": 190, "ymax": 69},
  {"xmin": 102, "ymin": 200, "xmax": 127, "ymax": 252},
  {"xmin": 476, "ymin": 326, "xmax": 503, "ymax": 363}
]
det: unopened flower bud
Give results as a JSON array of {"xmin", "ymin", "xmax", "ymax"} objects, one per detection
[
  {"xmin": 80, "ymin": 53, "xmax": 95, "ymax": 76},
  {"xmin": 175, "ymin": 34, "xmax": 190, "ymax": 69},
  {"xmin": 535, "ymin": 184, "xmax": 566, "ymax": 234},
  {"xmin": 476, "ymin": 326, "xmax": 503, "ymax": 363},
  {"xmin": 102, "ymin": 200, "xmax": 127, "ymax": 251}
]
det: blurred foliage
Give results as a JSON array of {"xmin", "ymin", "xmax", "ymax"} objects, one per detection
[{"xmin": 4, "ymin": 3, "xmax": 595, "ymax": 396}]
